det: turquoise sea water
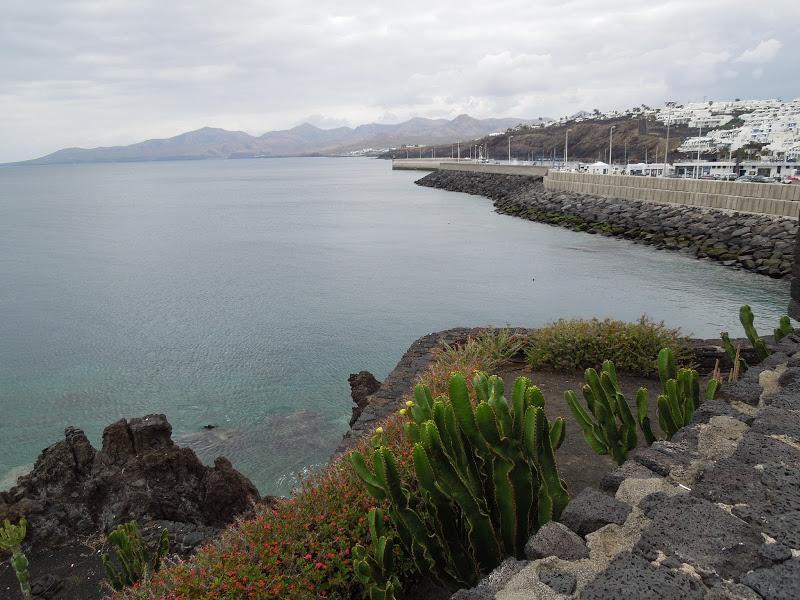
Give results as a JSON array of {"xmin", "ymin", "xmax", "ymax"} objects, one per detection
[{"xmin": 0, "ymin": 157, "xmax": 789, "ymax": 494}]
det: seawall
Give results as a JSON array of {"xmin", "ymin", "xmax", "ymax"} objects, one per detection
[
  {"xmin": 545, "ymin": 170, "xmax": 800, "ymax": 219},
  {"xmin": 416, "ymin": 170, "xmax": 797, "ymax": 278}
]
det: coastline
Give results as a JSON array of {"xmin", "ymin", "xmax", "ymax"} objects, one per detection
[{"xmin": 416, "ymin": 170, "xmax": 797, "ymax": 279}]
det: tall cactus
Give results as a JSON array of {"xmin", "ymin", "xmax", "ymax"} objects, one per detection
[
  {"xmin": 740, "ymin": 304, "xmax": 770, "ymax": 361},
  {"xmin": 101, "ymin": 521, "xmax": 169, "ymax": 591},
  {"xmin": 352, "ymin": 509, "xmax": 401, "ymax": 600},
  {"xmin": 565, "ymin": 360, "xmax": 643, "ymax": 465},
  {"xmin": 350, "ymin": 372, "xmax": 568, "ymax": 591},
  {"xmin": 0, "ymin": 518, "xmax": 31, "ymax": 600}
]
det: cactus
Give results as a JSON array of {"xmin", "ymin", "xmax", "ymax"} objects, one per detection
[
  {"xmin": 0, "ymin": 518, "xmax": 31, "ymax": 600},
  {"xmin": 565, "ymin": 360, "xmax": 643, "ymax": 465},
  {"xmin": 720, "ymin": 331, "xmax": 748, "ymax": 374},
  {"xmin": 740, "ymin": 305, "xmax": 770, "ymax": 361},
  {"xmin": 350, "ymin": 372, "xmax": 568, "ymax": 590},
  {"xmin": 654, "ymin": 348, "xmax": 719, "ymax": 439},
  {"xmin": 352, "ymin": 508, "xmax": 401, "ymax": 600},
  {"xmin": 101, "ymin": 521, "xmax": 169, "ymax": 591},
  {"xmin": 774, "ymin": 315, "xmax": 793, "ymax": 343}
]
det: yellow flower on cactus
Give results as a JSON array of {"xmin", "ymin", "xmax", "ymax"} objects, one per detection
[
  {"xmin": 405, "ymin": 400, "xmax": 414, "ymax": 408},
  {"xmin": 399, "ymin": 409, "xmax": 407, "ymax": 416},
  {"xmin": 374, "ymin": 427, "xmax": 384, "ymax": 435}
]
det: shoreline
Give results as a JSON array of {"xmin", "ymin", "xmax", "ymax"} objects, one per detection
[{"xmin": 415, "ymin": 170, "xmax": 797, "ymax": 279}]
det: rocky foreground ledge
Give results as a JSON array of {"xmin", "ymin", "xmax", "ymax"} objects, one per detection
[
  {"xmin": 416, "ymin": 171, "xmax": 797, "ymax": 278},
  {"xmin": 0, "ymin": 415, "xmax": 261, "ymax": 556},
  {"xmin": 452, "ymin": 333, "xmax": 800, "ymax": 600}
]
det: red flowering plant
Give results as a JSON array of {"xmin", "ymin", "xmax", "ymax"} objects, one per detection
[{"xmin": 114, "ymin": 414, "xmax": 417, "ymax": 600}]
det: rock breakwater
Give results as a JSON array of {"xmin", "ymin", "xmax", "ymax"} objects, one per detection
[{"xmin": 416, "ymin": 171, "xmax": 797, "ymax": 278}]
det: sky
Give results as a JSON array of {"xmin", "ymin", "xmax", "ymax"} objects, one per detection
[{"xmin": 1, "ymin": 0, "xmax": 797, "ymax": 162}]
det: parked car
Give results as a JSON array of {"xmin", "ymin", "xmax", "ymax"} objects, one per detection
[
  {"xmin": 782, "ymin": 175, "xmax": 800, "ymax": 184},
  {"xmin": 752, "ymin": 176, "xmax": 777, "ymax": 183},
  {"xmin": 736, "ymin": 175, "xmax": 756, "ymax": 182}
]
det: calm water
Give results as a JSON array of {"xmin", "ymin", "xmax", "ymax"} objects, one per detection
[{"xmin": 0, "ymin": 158, "xmax": 789, "ymax": 494}]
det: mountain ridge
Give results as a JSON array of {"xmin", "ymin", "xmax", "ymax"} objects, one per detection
[{"xmin": 8, "ymin": 115, "xmax": 535, "ymax": 165}]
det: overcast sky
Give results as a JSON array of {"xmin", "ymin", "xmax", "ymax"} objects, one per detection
[{"xmin": 1, "ymin": 0, "xmax": 797, "ymax": 162}]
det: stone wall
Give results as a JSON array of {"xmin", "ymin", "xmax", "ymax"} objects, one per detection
[
  {"xmin": 417, "ymin": 170, "xmax": 797, "ymax": 278},
  {"xmin": 453, "ymin": 332, "xmax": 800, "ymax": 600},
  {"xmin": 545, "ymin": 171, "xmax": 800, "ymax": 218}
]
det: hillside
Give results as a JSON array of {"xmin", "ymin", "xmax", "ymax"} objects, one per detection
[
  {"xmin": 381, "ymin": 117, "xmax": 695, "ymax": 164},
  {"xmin": 9, "ymin": 115, "xmax": 532, "ymax": 165}
]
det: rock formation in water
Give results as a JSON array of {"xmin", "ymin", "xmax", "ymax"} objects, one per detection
[{"xmin": 0, "ymin": 414, "xmax": 260, "ymax": 553}]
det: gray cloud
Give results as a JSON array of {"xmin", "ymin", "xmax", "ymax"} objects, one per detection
[{"xmin": 1, "ymin": 0, "xmax": 797, "ymax": 162}]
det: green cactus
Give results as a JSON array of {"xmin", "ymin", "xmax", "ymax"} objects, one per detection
[
  {"xmin": 350, "ymin": 372, "xmax": 568, "ymax": 591},
  {"xmin": 720, "ymin": 331, "xmax": 749, "ymax": 374},
  {"xmin": 654, "ymin": 348, "xmax": 719, "ymax": 440},
  {"xmin": 774, "ymin": 315, "xmax": 793, "ymax": 343},
  {"xmin": 0, "ymin": 518, "xmax": 31, "ymax": 600},
  {"xmin": 565, "ymin": 360, "xmax": 642, "ymax": 465},
  {"xmin": 101, "ymin": 521, "xmax": 169, "ymax": 591},
  {"xmin": 740, "ymin": 304, "xmax": 770, "ymax": 360},
  {"xmin": 353, "ymin": 509, "xmax": 401, "ymax": 600}
]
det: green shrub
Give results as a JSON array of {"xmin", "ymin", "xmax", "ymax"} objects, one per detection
[
  {"xmin": 525, "ymin": 317, "xmax": 689, "ymax": 376},
  {"xmin": 419, "ymin": 328, "xmax": 525, "ymax": 396}
]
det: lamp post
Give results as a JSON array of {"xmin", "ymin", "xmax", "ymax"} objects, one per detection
[
  {"xmin": 457, "ymin": 141, "xmax": 460, "ymax": 161},
  {"xmin": 508, "ymin": 135, "xmax": 513, "ymax": 162},
  {"xmin": 564, "ymin": 128, "xmax": 571, "ymax": 170},
  {"xmin": 663, "ymin": 101, "xmax": 676, "ymax": 177},
  {"xmin": 609, "ymin": 126, "xmax": 615, "ymax": 172},
  {"xmin": 696, "ymin": 125, "xmax": 703, "ymax": 179}
]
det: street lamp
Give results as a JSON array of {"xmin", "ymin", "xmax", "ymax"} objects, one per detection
[
  {"xmin": 564, "ymin": 128, "xmax": 571, "ymax": 169},
  {"xmin": 609, "ymin": 126, "xmax": 615, "ymax": 172},
  {"xmin": 663, "ymin": 101, "xmax": 676, "ymax": 177},
  {"xmin": 457, "ymin": 141, "xmax": 460, "ymax": 161},
  {"xmin": 508, "ymin": 135, "xmax": 513, "ymax": 162}
]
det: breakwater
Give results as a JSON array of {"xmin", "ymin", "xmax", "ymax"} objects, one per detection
[{"xmin": 416, "ymin": 170, "xmax": 797, "ymax": 278}]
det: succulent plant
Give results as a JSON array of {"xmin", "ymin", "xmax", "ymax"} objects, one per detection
[
  {"xmin": 0, "ymin": 518, "xmax": 31, "ymax": 600},
  {"xmin": 101, "ymin": 521, "xmax": 169, "ymax": 591},
  {"xmin": 565, "ymin": 360, "xmax": 643, "ymax": 465},
  {"xmin": 351, "ymin": 372, "xmax": 568, "ymax": 590},
  {"xmin": 352, "ymin": 508, "xmax": 401, "ymax": 600}
]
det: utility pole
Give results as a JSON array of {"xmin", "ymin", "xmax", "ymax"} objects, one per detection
[
  {"xmin": 624, "ymin": 140, "xmax": 628, "ymax": 172},
  {"xmin": 696, "ymin": 125, "xmax": 703, "ymax": 179},
  {"xmin": 432, "ymin": 146, "xmax": 435, "ymax": 159},
  {"xmin": 565, "ymin": 128, "xmax": 571, "ymax": 169},
  {"xmin": 508, "ymin": 135, "xmax": 513, "ymax": 162},
  {"xmin": 609, "ymin": 126, "xmax": 615, "ymax": 172},
  {"xmin": 663, "ymin": 101, "xmax": 676, "ymax": 177},
  {"xmin": 457, "ymin": 141, "xmax": 460, "ymax": 161}
]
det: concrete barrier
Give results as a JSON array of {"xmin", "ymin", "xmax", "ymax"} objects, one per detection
[
  {"xmin": 544, "ymin": 171, "xmax": 800, "ymax": 218},
  {"xmin": 391, "ymin": 159, "xmax": 448, "ymax": 171},
  {"xmin": 392, "ymin": 159, "xmax": 548, "ymax": 177}
]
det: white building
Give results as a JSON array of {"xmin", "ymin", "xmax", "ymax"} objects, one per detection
[{"xmin": 672, "ymin": 160, "xmax": 800, "ymax": 179}]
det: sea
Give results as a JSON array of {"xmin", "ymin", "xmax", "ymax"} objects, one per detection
[{"xmin": 0, "ymin": 157, "xmax": 789, "ymax": 494}]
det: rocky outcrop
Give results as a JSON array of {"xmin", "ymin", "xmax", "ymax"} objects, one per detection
[
  {"xmin": 451, "ymin": 332, "xmax": 800, "ymax": 600},
  {"xmin": 417, "ymin": 171, "xmax": 796, "ymax": 278},
  {"xmin": 348, "ymin": 371, "xmax": 382, "ymax": 426},
  {"xmin": 0, "ymin": 414, "xmax": 260, "ymax": 552}
]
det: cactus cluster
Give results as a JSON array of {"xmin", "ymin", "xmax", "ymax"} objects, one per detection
[
  {"xmin": 565, "ymin": 361, "xmax": 646, "ymax": 465},
  {"xmin": 567, "ymin": 348, "xmax": 722, "ymax": 464},
  {"xmin": 352, "ymin": 508, "xmax": 401, "ymax": 600},
  {"xmin": 0, "ymin": 518, "xmax": 31, "ymax": 600},
  {"xmin": 350, "ymin": 372, "xmax": 568, "ymax": 590},
  {"xmin": 722, "ymin": 305, "xmax": 794, "ymax": 374},
  {"xmin": 655, "ymin": 347, "xmax": 718, "ymax": 439},
  {"xmin": 101, "ymin": 521, "xmax": 169, "ymax": 591}
]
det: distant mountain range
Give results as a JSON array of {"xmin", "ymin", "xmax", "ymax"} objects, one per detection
[{"xmin": 9, "ymin": 115, "xmax": 537, "ymax": 165}]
